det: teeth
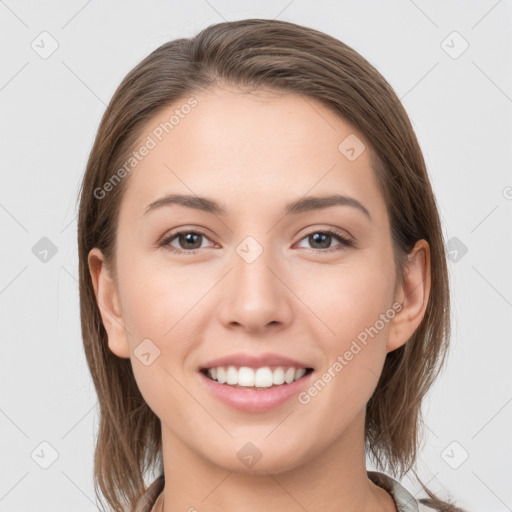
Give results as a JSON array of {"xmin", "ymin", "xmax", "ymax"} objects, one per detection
[{"xmin": 205, "ymin": 366, "xmax": 309, "ymax": 388}]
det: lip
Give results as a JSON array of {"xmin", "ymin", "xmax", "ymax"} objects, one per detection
[
  {"xmin": 199, "ymin": 352, "xmax": 313, "ymax": 371},
  {"xmin": 198, "ymin": 368, "xmax": 315, "ymax": 412}
]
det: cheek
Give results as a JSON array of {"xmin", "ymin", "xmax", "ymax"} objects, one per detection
[
  {"xmin": 293, "ymin": 255, "xmax": 394, "ymax": 410},
  {"xmin": 117, "ymin": 254, "xmax": 191, "ymax": 341},
  {"xmin": 296, "ymin": 264, "xmax": 393, "ymax": 437},
  {"xmin": 115, "ymin": 257, "xmax": 207, "ymax": 408},
  {"xmin": 296, "ymin": 256, "xmax": 394, "ymax": 348}
]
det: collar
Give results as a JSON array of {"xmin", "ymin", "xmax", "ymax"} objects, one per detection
[{"xmin": 368, "ymin": 471, "xmax": 437, "ymax": 512}]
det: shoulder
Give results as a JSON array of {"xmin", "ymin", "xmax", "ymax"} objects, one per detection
[
  {"xmin": 134, "ymin": 474, "xmax": 165, "ymax": 512},
  {"xmin": 368, "ymin": 470, "xmax": 439, "ymax": 512}
]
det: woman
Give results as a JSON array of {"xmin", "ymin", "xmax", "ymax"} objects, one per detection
[{"xmin": 77, "ymin": 19, "xmax": 466, "ymax": 512}]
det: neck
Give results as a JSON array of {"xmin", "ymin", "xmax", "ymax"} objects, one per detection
[{"xmin": 159, "ymin": 408, "xmax": 396, "ymax": 512}]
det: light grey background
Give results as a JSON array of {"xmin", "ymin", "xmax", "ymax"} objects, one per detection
[{"xmin": 1, "ymin": 1, "xmax": 511, "ymax": 511}]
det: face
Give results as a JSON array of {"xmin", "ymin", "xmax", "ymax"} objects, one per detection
[{"xmin": 89, "ymin": 85, "xmax": 426, "ymax": 475}]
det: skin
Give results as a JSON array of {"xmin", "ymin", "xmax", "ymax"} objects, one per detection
[{"xmin": 89, "ymin": 84, "xmax": 430, "ymax": 512}]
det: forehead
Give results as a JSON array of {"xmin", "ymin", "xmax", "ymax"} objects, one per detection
[{"xmin": 118, "ymin": 86, "xmax": 388, "ymax": 227}]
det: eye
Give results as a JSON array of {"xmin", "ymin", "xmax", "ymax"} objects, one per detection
[
  {"xmin": 159, "ymin": 228, "xmax": 354, "ymax": 255},
  {"xmin": 296, "ymin": 229, "xmax": 354, "ymax": 253},
  {"xmin": 159, "ymin": 230, "xmax": 215, "ymax": 254}
]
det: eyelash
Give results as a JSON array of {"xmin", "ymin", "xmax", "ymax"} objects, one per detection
[{"xmin": 158, "ymin": 228, "xmax": 355, "ymax": 255}]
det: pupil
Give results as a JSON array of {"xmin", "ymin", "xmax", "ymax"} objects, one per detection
[
  {"xmin": 181, "ymin": 232, "xmax": 201, "ymax": 249},
  {"xmin": 311, "ymin": 233, "xmax": 330, "ymax": 248}
]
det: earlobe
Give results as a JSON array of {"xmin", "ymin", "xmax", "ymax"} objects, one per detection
[
  {"xmin": 386, "ymin": 239, "xmax": 431, "ymax": 353},
  {"xmin": 87, "ymin": 248, "xmax": 131, "ymax": 359}
]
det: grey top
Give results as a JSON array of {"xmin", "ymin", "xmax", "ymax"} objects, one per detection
[
  {"xmin": 134, "ymin": 470, "xmax": 441, "ymax": 512},
  {"xmin": 368, "ymin": 471, "xmax": 439, "ymax": 512}
]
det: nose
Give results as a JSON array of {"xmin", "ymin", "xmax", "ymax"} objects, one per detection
[{"xmin": 217, "ymin": 243, "xmax": 293, "ymax": 333}]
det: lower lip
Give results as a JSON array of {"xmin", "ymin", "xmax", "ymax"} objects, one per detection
[{"xmin": 198, "ymin": 370, "xmax": 314, "ymax": 412}]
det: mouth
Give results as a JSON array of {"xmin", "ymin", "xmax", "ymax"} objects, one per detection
[
  {"xmin": 199, "ymin": 366, "xmax": 314, "ymax": 390},
  {"xmin": 198, "ymin": 364, "xmax": 316, "ymax": 412}
]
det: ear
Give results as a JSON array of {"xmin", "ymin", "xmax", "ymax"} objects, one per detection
[
  {"xmin": 87, "ymin": 247, "xmax": 131, "ymax": 359},
  {"xmin": 387, "ymin": 239, "xmax": 431, "ymax": 353}
]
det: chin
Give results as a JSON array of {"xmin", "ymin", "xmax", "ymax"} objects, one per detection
[{"xmin": 203, "ymin": 441, "xmax": 308, "ymax": 476}]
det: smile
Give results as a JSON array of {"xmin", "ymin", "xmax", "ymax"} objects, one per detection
[
  {"xmin": 198, "ymin": 366, "xmax": 315, "ymax": 412},
  {"xmin": 201, "ymin": 365, "xmax": 314, "ymax": 389}
]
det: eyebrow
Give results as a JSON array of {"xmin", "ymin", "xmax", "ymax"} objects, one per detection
[{"xmin": 144, "ymin": 193, "xmax": 372, "ymax": 221}]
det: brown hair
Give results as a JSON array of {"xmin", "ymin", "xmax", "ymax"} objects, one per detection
[{"xmin": 77, "ymin": 18, "xmax": 463, "ymax": 512}]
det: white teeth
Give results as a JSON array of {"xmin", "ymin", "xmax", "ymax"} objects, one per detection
[
  {"xmin": 272, "ymin": 367, "xmax": 285, "ymax": 385},
  {"xmin": 216, "ymin": 367, "xmax": 226, "ymax": 384},
  {"xmin": 294, "ymin": 368, "xmax": 306, "ymax": 380},
  {"xmin": 226, "ymin": 366, "xmax": 238, "ymax": 385},
  {"xmin": 239, "ymin": 366, "xmax": 256, "ymax": 386},
  {"xmin": 205, "ymin": 366, "xmax": 309, "ymax": 388},
  {"xmin": 255, "ymin": 367, "xmax": 273, "ymax": 387},
  {"xmin": 284, "ymin": 367, "xmax": 295, "ymax": 384}
]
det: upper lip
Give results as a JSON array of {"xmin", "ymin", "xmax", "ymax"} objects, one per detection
[{"xmin": 199, "ymin": 352, "xmax": 314, "ymax": 370}]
